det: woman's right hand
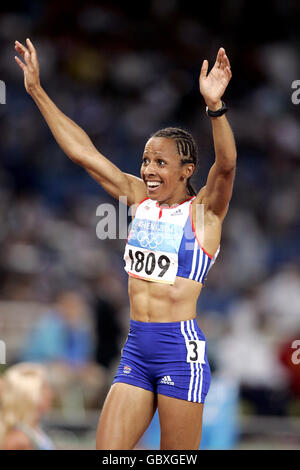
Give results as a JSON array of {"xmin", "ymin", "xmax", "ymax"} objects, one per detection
[{"xmin": 15, "ymin": 38, "xmax": 41, "ymax": 95}]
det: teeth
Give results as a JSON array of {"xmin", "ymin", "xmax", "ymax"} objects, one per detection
[{"xmin": 147, "ymin": 182, "xmax": 161, "ymax": 188}]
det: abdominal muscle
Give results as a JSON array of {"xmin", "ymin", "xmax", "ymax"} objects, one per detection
[{"xmin": 128, "ymin": 275, "xmax": 202, "ymax": 323}]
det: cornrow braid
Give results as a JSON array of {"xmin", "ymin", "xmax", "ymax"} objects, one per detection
[{"xmin": 151, "ymin": 127, "xmax": 198, "ymax": 196}]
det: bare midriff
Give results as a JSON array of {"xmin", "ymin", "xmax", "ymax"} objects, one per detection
[{"xmin": 128, "ymin": 275, "xmax": 203, "ymax": 323}]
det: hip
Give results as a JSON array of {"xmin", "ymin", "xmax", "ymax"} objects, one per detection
[{"xmin": 122, "ymin": 318, "xmax": 208, "ymax": 365}]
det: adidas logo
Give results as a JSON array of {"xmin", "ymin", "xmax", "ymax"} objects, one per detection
[
  {"xmin": 171, "ymin": 209, "xmax": 182, "ymax": 216},
  {"xmin": 160, "ymin": 375, "xmax": 174, "ymax": 386}
]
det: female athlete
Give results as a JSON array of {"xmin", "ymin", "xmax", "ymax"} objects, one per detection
[{"xmin": 15, "ymin": 39, "xmax": 236, "ymax": 450}]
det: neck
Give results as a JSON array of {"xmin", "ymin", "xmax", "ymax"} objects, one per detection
[{"xmin": 157, "ymin": 191, "xmax": 192, "ymax": 207}]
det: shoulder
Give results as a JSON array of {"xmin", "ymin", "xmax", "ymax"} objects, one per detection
[
  {"xmin": 2, "ymin": 429, "xmax": 33, "ymax": 450},
  {"xmin": 130, "ymin": 197, "xmax": 151, "ymax": 218}
]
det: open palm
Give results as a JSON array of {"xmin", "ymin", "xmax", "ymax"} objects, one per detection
[
  {"xmin": 199, "ymin": 48, "xmax": 232, "ymax": 108},
  {"xmin": 14, "ymin": 38, "xmax": 40, "ymax": 94}
]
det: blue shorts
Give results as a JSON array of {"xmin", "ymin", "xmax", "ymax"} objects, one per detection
[{"xmin": 113, "ymin": 319, "xmax": 211, "ymax": 403}]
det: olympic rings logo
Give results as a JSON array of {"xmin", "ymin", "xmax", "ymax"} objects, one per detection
[{"xmin": 136, "ymin": 230, "xmax": 163, "ymax": 249}]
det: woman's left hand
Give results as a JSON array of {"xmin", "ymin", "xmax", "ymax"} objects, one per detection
[{"xmin": 199, "ymin": 47, "xmax": 232, "ymax": 110}]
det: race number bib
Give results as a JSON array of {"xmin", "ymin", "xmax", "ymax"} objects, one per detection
[
  {"xmin": 124, "ymin": 244, "xmax": 178, "ymax": 284},
  {"xmin": 186, "ymin": 340, "xmax": 206, "ymax": 364}
]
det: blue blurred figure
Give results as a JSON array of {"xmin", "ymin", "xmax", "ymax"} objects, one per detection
[
  {"xmin": 21, "ymin": 290, "xmax": 92, "ymax": 366},
  {"xmin": 20, "ymin": 290, "xmax": 107, "ymax": 410},
  {"xmin": 200, "ymin": 373, "xmax": 239, "ymax": 449}
]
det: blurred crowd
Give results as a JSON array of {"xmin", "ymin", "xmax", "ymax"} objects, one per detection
[{"xmin": 0, "ymin": 0, "xmax": 300, "ymax": 441}]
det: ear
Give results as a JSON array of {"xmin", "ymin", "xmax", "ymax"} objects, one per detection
[{"xmin": 183, "ymin": 163, "xmax": 195, "ymax": 179}]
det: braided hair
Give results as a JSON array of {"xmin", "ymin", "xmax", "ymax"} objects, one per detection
[{"xmin": 150, "ymin": 127, "xmax": 198, "ymax": 196}]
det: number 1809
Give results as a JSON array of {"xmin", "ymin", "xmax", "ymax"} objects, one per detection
[{"xmin": 128, "ymin": 249, "xmax": 170, "ymax": 277}]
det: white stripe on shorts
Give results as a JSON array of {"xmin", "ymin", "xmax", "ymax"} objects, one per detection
[
  {"xmin": 185, "ymin": 320, "xmax": 197, "ymax": 402},
  {"xmin": 186, "ymin": 320, "xmax": 203, "ymax": 403},
  {"xmin": 190, "ymin": 320, "xmax": 203, "ymax": 403},
  {"xmin": 180, "ymin": 321, "xmax": 193, "ymax": 402},
  {"xmin": 181, "ymin": 320, "xmax": 204, "ymax": 403}
]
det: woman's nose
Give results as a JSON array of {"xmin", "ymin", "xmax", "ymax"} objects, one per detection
[{"xmin": 144, "ymin": 162, "xmax": 156, "ymax": 176}]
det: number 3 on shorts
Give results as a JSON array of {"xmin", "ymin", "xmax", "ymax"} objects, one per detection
[{"xmin": 186, "ymin": 340, "xmax": 206, "ymax": 364}]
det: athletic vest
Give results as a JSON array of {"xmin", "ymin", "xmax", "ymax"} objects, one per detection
[{"xmin": 124, "ymin": 197, "xmax": 219, "ymax": 285}]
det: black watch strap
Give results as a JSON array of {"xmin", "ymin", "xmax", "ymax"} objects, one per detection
[{"xmin": 206, "ymin": 101, "xmax": 228, "ymax": 117}]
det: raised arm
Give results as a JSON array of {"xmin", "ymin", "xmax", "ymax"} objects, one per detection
[
  {"xmin": 14, "ymin": 39, "xmax": 146, "ymax": 206},
  {"xmin": 197, "ymin": 47, "xmax": 237, "ymax": 221}
]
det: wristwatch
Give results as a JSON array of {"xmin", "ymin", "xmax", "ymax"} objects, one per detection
[{"xmin": 206, "ymin": 101, "xmax": 228, "ymax": 117}]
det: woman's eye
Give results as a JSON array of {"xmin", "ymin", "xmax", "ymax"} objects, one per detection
[{"xmin": 142, "ymin": 158, "xmax": 165, "ymax": 166}]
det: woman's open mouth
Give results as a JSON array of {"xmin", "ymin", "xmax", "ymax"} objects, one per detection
[{"xmin": 146, "ymin": 181, "xmax": 162, "ymax": 192}]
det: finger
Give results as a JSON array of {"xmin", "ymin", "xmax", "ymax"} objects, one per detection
[
  {"xmin": 15, "ymin": 56, "xmax": 26, "ymax": 72},
  {"xmin": 225, "ymin": 66, "xmax": 232, "ymax": 80},
  {"xmin": 223, "ymin": 53, "xmax": 231, "ymax": 70},
  {"xmin": 224, "ymin": 67, "xmax": 232, "ymax": 83},
  {"xmin": 215, "ymin": 47, "xmax": 224, "ymax": 68},
  {"xmin": 26, "ymin": 38, "xmax": 36, "ymax": 57},
  {"xmin": 24, "ymin": 50, "xmax": 33, "ymax": 69},
  {"xmin": 26, "ymin": 38, "xmax": 38, "ymax": 67},
  {"xmin": 15, "ymin": 40, "xmax": 28, "ymax": 58},
  {"xmin": 219, "ymin": 49, "xmax": 228, "ymax": 70},
  {"xmin": 200, "ymin": 59, "xmax": 209, "ymax": 78}
]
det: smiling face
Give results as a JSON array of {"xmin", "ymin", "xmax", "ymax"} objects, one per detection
[{"xmin": 140, "ymin": 137, "xmax": 195, "ymax": 206}]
